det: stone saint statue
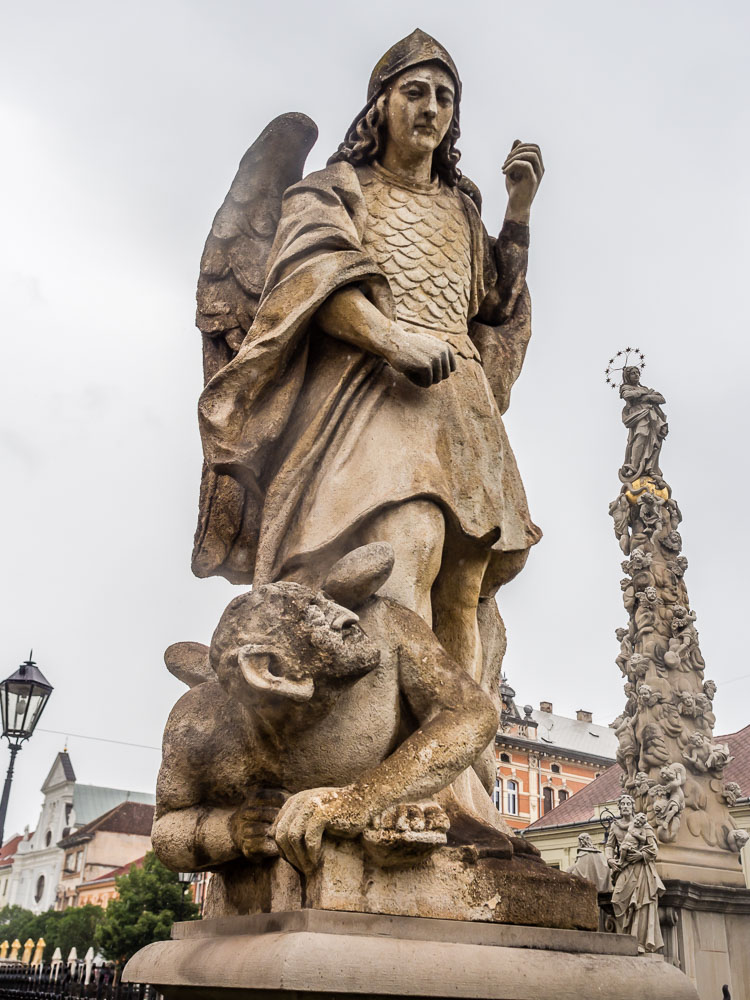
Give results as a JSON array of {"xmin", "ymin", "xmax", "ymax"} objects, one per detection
[
  {"xmin": 192, "ymin": 28, "xmax": 543, "ymax": 692},
  {"xmin": 606, "ymin": 796, "xmax": 665, "ymax": 953},
  {"xmin": 619, "ymin": 366, "xmax": 668, "ymax": 483},
  {"xmin": 566, "ymin": 833, "xmax": 612, "ymax": 892},
  {"xmin": 148, "ymin": 30, "xmax": 599, "ymax": 929}
]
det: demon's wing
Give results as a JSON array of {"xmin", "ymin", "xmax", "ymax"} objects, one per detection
[{"xmin": 196, "ymin": 112, "xmax": 319, "ymax": 382}]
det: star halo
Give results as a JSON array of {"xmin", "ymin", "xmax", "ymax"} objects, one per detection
[{"xmin": 605, "ymin": 348, "xmax": 646, "ymax": 388}]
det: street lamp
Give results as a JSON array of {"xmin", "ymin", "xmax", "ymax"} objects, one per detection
[{"xmin": 0, "ymin": 653, "xmax": 53, "ymax": 845}]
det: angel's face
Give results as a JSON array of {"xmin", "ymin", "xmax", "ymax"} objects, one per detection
[{"xmin": 384, "ymin": 63, "xmax": 455, "ymax": 159}]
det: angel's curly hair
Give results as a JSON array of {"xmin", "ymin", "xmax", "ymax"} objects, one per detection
[{"xmin": 328, "ymin": 90, "xmax": 462, "ymax": 186}]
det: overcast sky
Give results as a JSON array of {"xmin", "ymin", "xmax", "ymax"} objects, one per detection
[{"xmin": 1, "ymin": 0, "xmax": 749, "ymax": 840}]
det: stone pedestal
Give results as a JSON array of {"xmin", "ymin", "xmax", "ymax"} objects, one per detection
[
  {"xmin": 655, "ymin": 843, "xmax": 747, "ymax": 888},
  {"xmin": 659, "ymin": 881, "xmax": 750, "ymax": 1000},
  {"xmin": 203, "ymin": 843, "xmax": 598, "ymax": 931},
  {"xmin": 123, "ymin": 909, "xmax": 699, "ymax": 1000}
]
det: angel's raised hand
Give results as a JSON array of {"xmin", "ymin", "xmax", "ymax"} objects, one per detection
[{"xmin": 503, "ymin": 140, "xmax": 544, "ymax": 223}]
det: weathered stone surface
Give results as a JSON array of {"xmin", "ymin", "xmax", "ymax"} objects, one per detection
[
  {"xmin": 123, "ymin": 910, "xmax": 699, "ymax": 1000},
  {"xmin": 152, "ymin": 546, "xmax": 534, "ymax": 888},
  {"xmin": 203, "ymin": 840, "xmax": 597, "ymax": 929}
]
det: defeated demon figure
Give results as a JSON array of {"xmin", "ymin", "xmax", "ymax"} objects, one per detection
[{"xmin": 153, "ymin": 543, "xmax": 532, "ymax": 877}]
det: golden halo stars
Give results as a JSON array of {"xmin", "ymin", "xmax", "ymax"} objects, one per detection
[{"xmin": 605, "ymin": 348, "xmax": 646, "ymax": 388}]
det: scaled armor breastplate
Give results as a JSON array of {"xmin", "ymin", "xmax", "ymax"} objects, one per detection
[{"xmin": 359, "ymin": 165, "xmax": 472, "ymax": 335}]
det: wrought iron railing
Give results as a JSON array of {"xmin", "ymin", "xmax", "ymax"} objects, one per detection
[{"xmin": 0, "ymin": 964, "xmax": 153, "ymax": 1000}]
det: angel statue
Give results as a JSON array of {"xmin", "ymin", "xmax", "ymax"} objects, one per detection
[{"xmin": 191, "ymin": 29, "xmax": 543, "ymax": 723}]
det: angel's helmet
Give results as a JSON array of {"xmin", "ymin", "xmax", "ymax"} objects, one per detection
[
  {"xmin": 329, "ymin": 28, "xmax": 463, "ymax": 186},
  {"xmin": 366, "ymin": 29, "xmax": 462, "ymax": 104}
]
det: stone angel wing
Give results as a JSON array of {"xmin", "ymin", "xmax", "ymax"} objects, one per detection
[
  {"xmin": 196, "ymin": 112, "xmax": 319, "ymax": 383},
  {"xmin": 192, "ymin": 113, "xmax": 318, "ymax": 582}
]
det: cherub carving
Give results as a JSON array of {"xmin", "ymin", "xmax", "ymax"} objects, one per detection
[
  {"xmin": 692, "ymin": 693, "xmax": 716, "ymax": 731},
  {"xmin": 703, "ymin": 679, "xmax": 717, "ymax": 702},
  {"xmin": 667, "ymin": 555, "xmax": 688, "ymax": 580},
  {"xmin": 666, "ymin": 606, "xmax": 705, "ymax": 673},
  {"xmin": 628, "ymin": 653, "xmax": 649, "ymax": 684},
  {"xmin": 633, "ymin": 771, "xmax": 656, "ymax": 799},
  {"xmin": 619, "ymin": 812, "xmax": 652, "ymax": 857},
  {"xmin": 639, "ymin": 723, "xmax": 671, "ymax": 770},
  {"xmin": 609, "ymin": 493, "xmax": 632, "ymax": 555},
  {"xmin": 665, "ymin": 498, "xmax": 682, "ymax": 530},
  {"xmin": 636, "ymin": 684, "xmax": 663, "ymax": 710},
  {"xmin": 682, "ymin": 733, "xmax": 733, "ymax": 774},
  {"xmin": 620, "ymin": 577, "xmax": 636, "ymax": 614},
  {"xmin": 676, "ymin": 691, "xmax": 701, "ymax": 718},
  {"xmin": 628, "ymin": 547, "xmax": 653, "ymax": 572},
  {"xmin": 661, "ymin": 530, "xmax": 683, "ymax": 555},
  {"xmin": 636, "ymin": 491, "xmax": 665, "ymax": 536},
  {"xmin": 721, "ymin": 782, "xmax": 742, "ymax": 808},
  {"xmin": 728, "ymin": 829, "xmax": 750, "ymax": 854},
  {"xmin": 623, "ymin": 682, "xmax": 638, "ymax": 716},
  {"xmin": 647, "ymin": 763, "xmax": 685, "ymax": 842},
  {"xmin": 613, "ymin": 714, "xmax": 638, "ymax": 788},
  {"xmin": 634, "ymin": 587, "xmax": 661, "ymax": 635},
  {"xmin": 615, "ymin": 627, "xmax": 633, "ymax": 677},
  {"xmin": 623, "ymin": 548, "xmax": 655, "ymax": 591},
  {"xmin": 153, "ymin": 544, "xmax": 530, "ymax": 885}
]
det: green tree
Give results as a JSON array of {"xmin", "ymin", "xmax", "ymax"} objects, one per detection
[
  {"xmin": 96, "ymin": 852, "xmax": 199, "ymax": 967},
  {"xmin": 0, "ymin": 903, "xmax": 105, "ymax": 962},
  {"xmin": 48, "ymin": 905, "xmax": 104, "ymax": 958},
  {"xmin": 0, "ymin": 905, "xmax": 39, "ymax": 951}
]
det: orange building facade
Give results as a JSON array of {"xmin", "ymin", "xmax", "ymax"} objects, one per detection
[{"xmin": 492, "ymin": 680, "xmax": 617, "ymax": 831}]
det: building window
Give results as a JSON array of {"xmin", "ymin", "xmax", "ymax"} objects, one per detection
[
  {"xmin": 506, "ymin": 780, "xmax": 518, "ymax": 815},
  {"xmin": 543, "ymin": 786, "xmax": 554, "ymax": 814},
  {"xmin": 65, "ymin": 804, "xmax": 73, "ymax": 825},
  {"xmin": 45, "ymin": 831, "xmax": 52, "ymax": 847},
  {"xmin": 550, "ymin": 763, "xmax": 560, "ymax": 774},
  {"xmin": 499, "ymin": 753, "xmax": 510, "ymax": 764},
  {"xmin": 492, "ymin": 778, "xmax": 503, "ymax": 811},
  {"xmin": 558, "ymin": 789, "xmax": 569, "ymax": 803},
  {"xmin": 35, "ymin": 876, "xmax": 45, "ymax": 903}
]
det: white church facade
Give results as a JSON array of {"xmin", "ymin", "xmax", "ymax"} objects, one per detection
[{"xmin": 8, "ymin": 751, "xmax": 154, "ymax": 914}]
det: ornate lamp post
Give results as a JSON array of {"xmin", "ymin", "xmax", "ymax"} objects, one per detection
[{"xmin": 0, "ymin": 654, "xmax": 53, "ymax": 846}]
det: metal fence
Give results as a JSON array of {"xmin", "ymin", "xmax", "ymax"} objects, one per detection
[{"xmin": 0, "ymin": 964, "xmax": 153, "ymax": 1000}]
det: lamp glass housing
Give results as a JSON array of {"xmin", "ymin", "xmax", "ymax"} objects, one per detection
[{"xmin": 0, "ymin": 661, "xmax": 53, "ymax": 743}]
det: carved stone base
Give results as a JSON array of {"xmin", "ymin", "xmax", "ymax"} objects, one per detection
[
  {"xmin": 202, "ymin": 840, "xmax": 599, "ymax": 931},
  {"xmin": 659, "ymin": 880, "xmax": 750, "ymax": 999},
  {"xmin": 123, "ymin": 909, "xmax": 699, "ymax": 1000},
  {"xmin": 655, "ymin": 843, "xmax": 747, "ymax": 887}
]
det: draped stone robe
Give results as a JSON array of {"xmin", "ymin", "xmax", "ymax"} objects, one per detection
[{"xmin": 194, "ymin": 160, "xmax": 540, "ymax": 594}]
